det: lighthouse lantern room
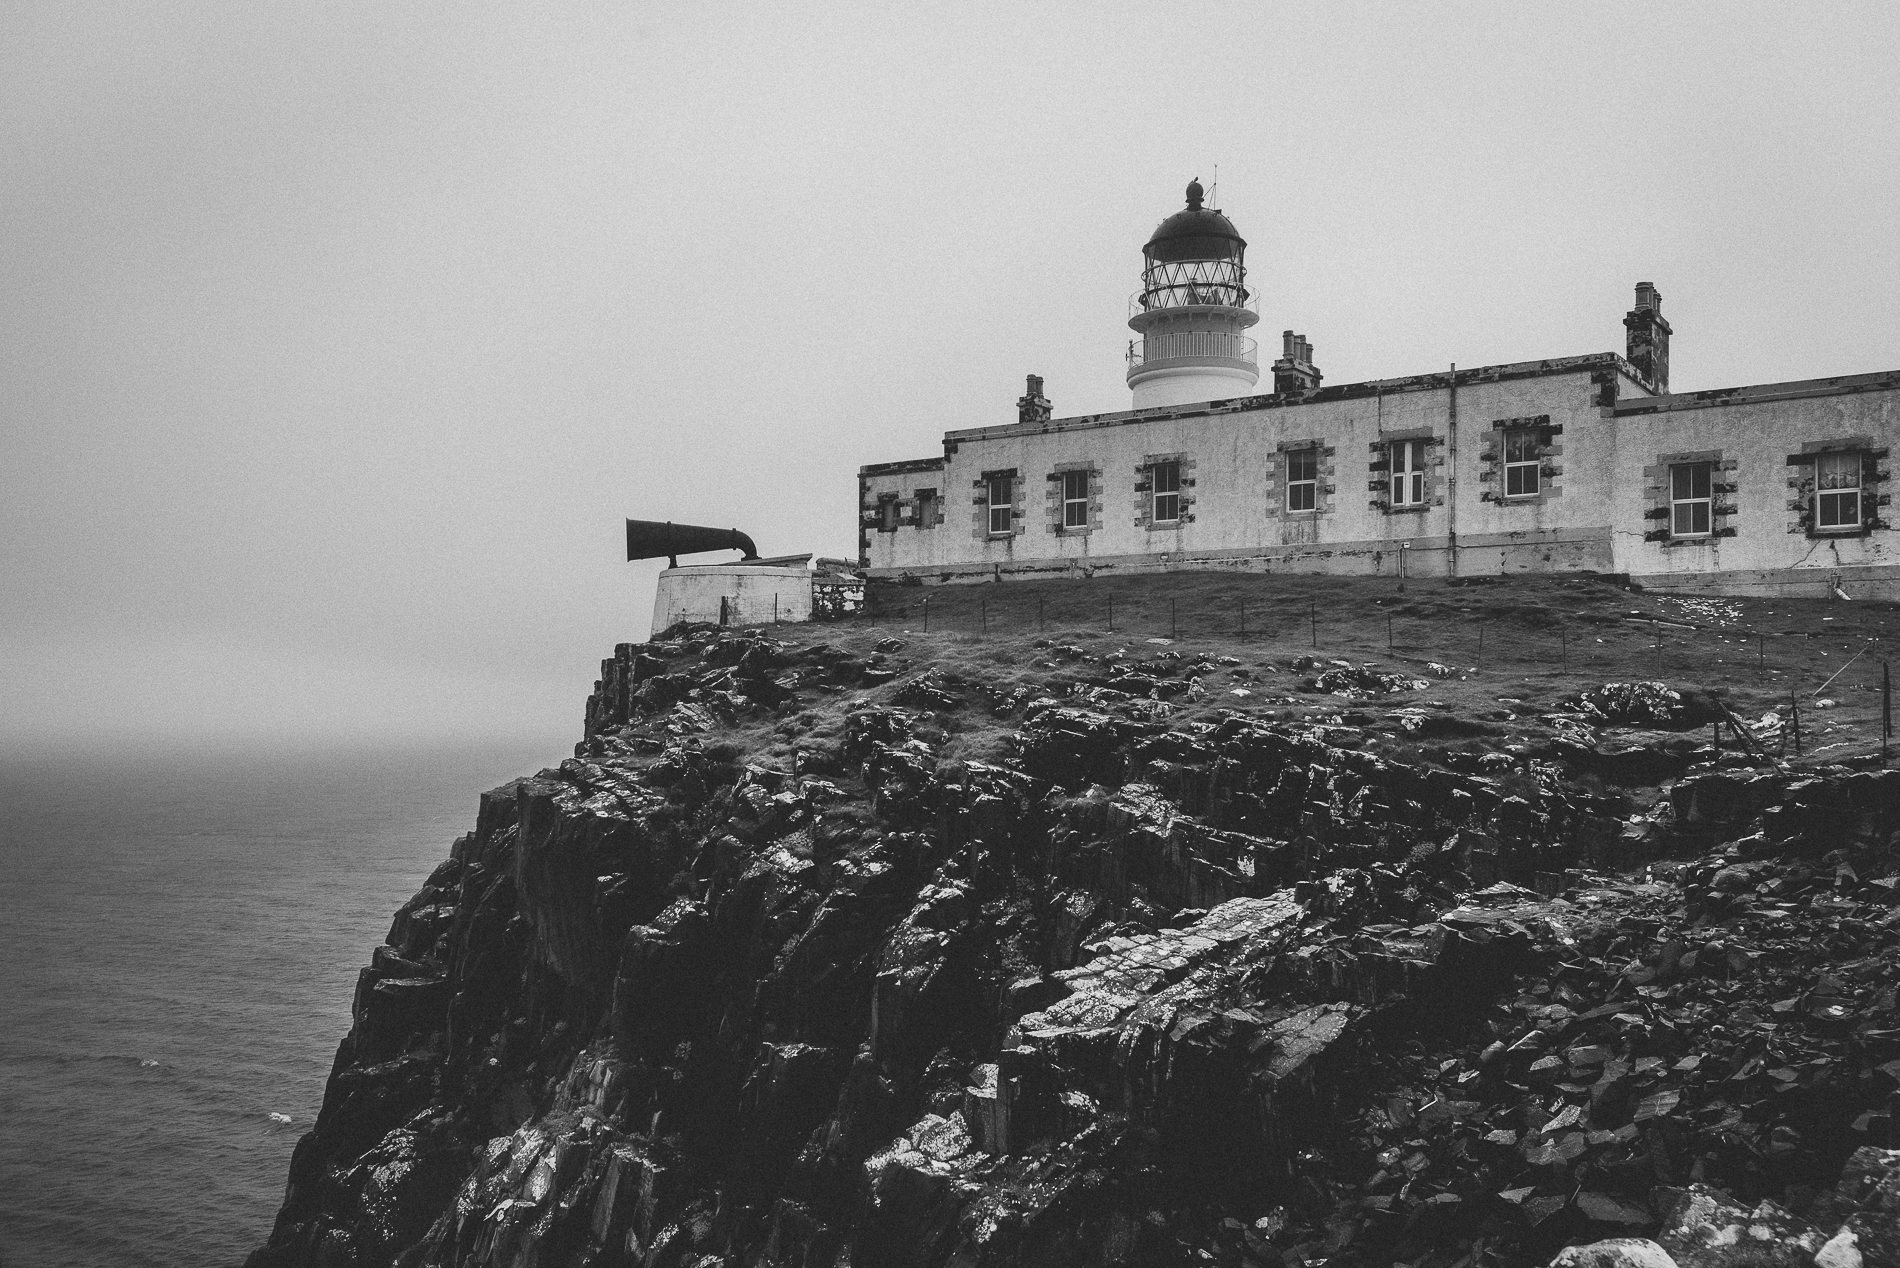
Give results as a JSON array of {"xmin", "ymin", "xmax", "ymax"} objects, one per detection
[{"xmin": 1125, "ymin": 180, "xmax": 1262, "ymax": 409}]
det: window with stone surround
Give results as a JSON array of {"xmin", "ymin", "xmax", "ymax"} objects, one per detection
[
  {"xmin": 1286, "ymin": 447, "xmax": 1318, "ymax": 512},
  {"xmin": 913, "ymin": 488, "xmax": 939, "ymax": 529},
  {"xmin": 1366, "ymin": 433, "xmax": 1442, "ymax": 515},
  {"xmin": 1151, "ymin": 460, "xmax": 1181, "ymax": 523},
  {"xmin": 1480, "ymin": 415, "xmax": 1563, "ymax": 505},
  {"xmin": 1670, "ymin": 462, "xmax": 1713, "ymax": 537},
  {"xmin": 1044, "ymin": 463, "xmax": 1100, "ymax": 535},
  {"xmin": 1786, "ymin": 440, "xmax": 1889, "ymax": 538},
  {"xmin": 1504, "ymin": 431, "xmax": 1540, "ymax": 497},
  {"xmin": 1134, "ymin": 453, "xmax": 1195, "ymax": 529},
  {"xmin": 987, "ymin": 475, "xmax": 1013, "ymax": 534},
  {"xmin": 974, "ymin": 470, "xmax": 1022, "ymax": 540},
  {"xmin": 1643, "ymin": 449, "xmax": 1736, "ymax": 543},
  {"xmin": 1267, "ymin": 440, "xmax": 1334, "ymax": 520},
  {"xmin": 877, "ymin": 494, "xmax": 900, "ymax": 533},
  {"xmin": 1061, "ymin": 469, "xmax": 1089, "ymax": 528},
  {"xmin": 1816, "ymin": 452, "xmax": 1861, "ymax": 530},
  {"xmin": 1391, "ymin": 440, "xmax": 1427, "ymax": 506}
]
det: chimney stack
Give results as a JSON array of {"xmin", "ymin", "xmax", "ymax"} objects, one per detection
[
  {"xmin": 1017, "ymin": 374, "xmax": 1051, "ymax": 424},
  {"xmin": 1623, "ymin": 282, "xmax": 1672, "ymax": 394},
  {"xmin": 1271, "ymin": 330, "xmax": 1323, "ymax": 395}
]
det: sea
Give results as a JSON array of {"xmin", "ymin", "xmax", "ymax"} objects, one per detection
[{"xmin": 0, "ymin": 737, "xmax": 567, "ymax": 1268}]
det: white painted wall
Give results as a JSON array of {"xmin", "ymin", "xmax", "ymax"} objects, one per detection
[
  {"xmin": 1128, "ymin": 364, "xmax": 1262, "ymax": 410},
  {"xmin": 1607, "ymin": 381, "xmax": 1900, "ymax": 593},
  {"xmin": 864, "ymin": 361, "xmax": 1618, "ymax": 579},
  {"xmin": 651, "ymin": 565, "xmax": 813, "ymax": 636},
  {"xmin": 858, "ymin": 359, "xmax": 1900, "ymax": 596}
]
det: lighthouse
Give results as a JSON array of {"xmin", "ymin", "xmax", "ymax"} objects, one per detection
[{"xmin": 1126, "ymin": 180, "xmax": 1261, "ymax": 409}]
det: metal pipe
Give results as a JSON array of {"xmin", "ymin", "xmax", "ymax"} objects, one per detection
[
  {"xmin": 1445, "ymin": 364, "xmax": 1459, "ymax": 578},
  {"xmin": 624, "ymin": 519, "xmax": 758, "ymax": 567}
]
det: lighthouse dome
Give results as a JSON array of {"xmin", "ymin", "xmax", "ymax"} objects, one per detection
[
  {"xmin": 1144, "ymin": 181, "xmax": 1246, "ymax": 263},
  {"xmin": 1127, "ymin": 179, "xmax": 1260, "ymax": 409}
]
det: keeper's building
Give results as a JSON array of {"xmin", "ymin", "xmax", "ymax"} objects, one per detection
[{"xmin": 857, "ymin": 181, "xmax": 1900, "ymax": 599}]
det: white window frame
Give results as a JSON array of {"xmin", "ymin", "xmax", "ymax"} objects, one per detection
[
  {"xmin": 1815, "ymin": 451, "xmax": 1862, "ymax": 531},
  {"xmin": 1150, "ymin": 461, "xmax": 1181, "ymax": 523},
  {"xmin": 1390, "ymin": 440, "xmax": 1426, "ymax": 506},
  {"xmin": 1061, "ymin": 469, "xmax": 1090, "ymax": 530},
  {"xmin": 1670, "ymin": 462, "xmax": 1712, "ymax": 537},
  {"xmin": 986, "ymin": 475, "xmax": 1013, "ymax": 536},
  {"xmin": 1504, "ymin": 431, "xmax": 1540, "ymax": 498},
  {"xmin": 1285, "ymin": 448, "xmax": 1318, "ymax": 513}
]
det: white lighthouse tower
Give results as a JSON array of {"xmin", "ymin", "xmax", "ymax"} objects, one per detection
[{"xmin": 1126, "ymin": 180, "xmax": 1261, "ymax": 409}]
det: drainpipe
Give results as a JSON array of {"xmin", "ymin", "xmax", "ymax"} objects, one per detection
[{"xmin": 1446, "ymin": 363, "xmax": 1459, "ymax": 578}]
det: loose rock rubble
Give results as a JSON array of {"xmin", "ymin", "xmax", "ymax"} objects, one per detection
[{"xmin": 248, "ymin": 625, "xmax": 1900, "ymax": 1268}]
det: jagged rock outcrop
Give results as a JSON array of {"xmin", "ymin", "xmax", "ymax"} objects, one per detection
[{"xmin": 248, "ymin": 628, "xmax": 1900, "ymax": 1268}]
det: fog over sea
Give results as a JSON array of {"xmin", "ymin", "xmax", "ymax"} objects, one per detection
[{"xmin": 0, "ymin": 739, "xmax": 564, "ymax": 1268}]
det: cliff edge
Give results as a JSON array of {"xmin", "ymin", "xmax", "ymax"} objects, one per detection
[{"xmin": 247, "ymin": 617, "xmax": 1900, "ymax": 1267}]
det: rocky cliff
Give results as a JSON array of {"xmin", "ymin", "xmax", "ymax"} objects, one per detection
[{"xmin": 248, "ymin": 624, "xmax": 1900, "ymax": 1268}]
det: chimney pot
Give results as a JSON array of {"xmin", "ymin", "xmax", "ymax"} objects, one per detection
[
  {"xmin": 1016, "ymin": 374, "xmax": 1051, "ymax": 424},
  {"xmin": 1624, "ymin": 283, "xmax": 1672, "ymax": 394}
]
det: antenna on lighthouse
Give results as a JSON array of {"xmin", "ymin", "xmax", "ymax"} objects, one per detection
[{"xmin": 1209, "ymin": 163, "xmax": 1219, "ymax": 210}]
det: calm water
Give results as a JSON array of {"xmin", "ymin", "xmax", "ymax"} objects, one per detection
[{"xmin": 0, "ymin": 739, "xmax": 564, "ymax": 1267}]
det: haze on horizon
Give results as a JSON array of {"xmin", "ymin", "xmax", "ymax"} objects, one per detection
[{"xmin": 4, "ymin": 2, "xmax": 1897, "ymax": 759}]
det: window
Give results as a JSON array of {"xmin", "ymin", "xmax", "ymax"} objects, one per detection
[
  {"xmin": 915, "ymin": 488, "xmax": 938, "ymax": 529},
  {"xmin": 878, "ymin": 497, "xmax": 900, "ymax": 531},
  {"xmin": 1816, "ymin": 452, "xmax": 1862, "ymax": 530},
  {"xmin": 1061, "ymin": 469, "xmax": 1090, "ymax": 530},
  {"xmin": 1151, "ymin": 461, "xmax": 1181, "ymax": 523},
  {"xmin": 1504, "ymin": 431, "xmax": 1540, "ymax": 497},
  {"xmin": 986, "ymin": 475, "xmax": 1013, "ymax": 535},
  {"xmin": 1390, "ymin": 440, "xmax": 1426, "ymax": 506},
  {"xmin": 1670, "ymin": 462, "xmax": 1712, "ymax": 536},
  {"xmin": 1285, "ymin": 448, "xmax": 1317, "ymax": 512}
]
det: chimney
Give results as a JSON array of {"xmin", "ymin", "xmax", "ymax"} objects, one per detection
[
  {"xmin": 1271, "ymin": 330, "xmax": 1323, "ymax": 395},
  {"xmin": 1017, "ymin": 374, "xmax": 1051, "ymax": 424},
  {"xmin": 1623, "ymin": 282, "xmax": 1672, "ymax": 394}
]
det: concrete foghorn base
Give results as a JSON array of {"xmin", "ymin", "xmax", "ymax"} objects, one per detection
[{"xmin": 651, "ymin": 564, "xmax": 812, "ymax": 636}]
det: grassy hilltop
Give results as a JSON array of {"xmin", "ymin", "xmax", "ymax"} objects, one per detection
[{"xmin": 854, "ymin": 571, "xmax": 1898, "ymax": 770}]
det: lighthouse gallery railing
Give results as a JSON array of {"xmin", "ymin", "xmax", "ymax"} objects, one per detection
[{"xmin": 1127, "ymin": 331, "xmax": 1259, "ymax": 371}]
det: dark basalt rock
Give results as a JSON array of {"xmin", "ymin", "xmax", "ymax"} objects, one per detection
[{"xmin": 247, "ymin": 630, "xmax": 1900, "ymax": 1268}]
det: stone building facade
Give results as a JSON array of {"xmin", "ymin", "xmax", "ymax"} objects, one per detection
[{"xmin": 857, "ymin": 189, "xmax": 1899, "ymax": 599}]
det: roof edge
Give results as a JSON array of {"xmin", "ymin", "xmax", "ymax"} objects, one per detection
[
  {"xmin": 1612, "ymin": 368, "xmax": 1900, "ymax": 416},
  {"xmin": 945, "ymin": 353, "xmax": 1632, "ymax": 443}
]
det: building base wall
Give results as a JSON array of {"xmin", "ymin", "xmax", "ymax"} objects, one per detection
[
  {"xmin": 864, "ymin": 527, "xmax": 1613, "ymax": 586},
  {"xmin": 1630, "ymin": 562, "xmax": 1900, "ymax": 602},
  {"xmin": 651, "ymin": 566, "xmax": 814, "ymax": 637}
]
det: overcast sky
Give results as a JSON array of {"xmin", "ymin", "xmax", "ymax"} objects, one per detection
[{"xmin": 4, "ymin": 2, "xmax": 1897, "ymax": 756}]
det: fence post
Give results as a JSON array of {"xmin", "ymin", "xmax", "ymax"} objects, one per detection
[
  {"xmin": 1790, "ymin": 691, "xmax": 1802, "ymax": 755},
  {"xmin": 1653, "ymin": 620, "xmax": 1661, "ymax": 677},
  {"xmin": 980, "ymin": 597, "xmax": 987, "ymax": 637},
  {"xmin": 1170, "ymin": 598, "xmax": 1176, "ymax": 638},
  {"xmin": 1310, "ymin": 599, "xmax": 1317, "ymax": 649},
  {"xmin": 1758, "ymin": 632, "xmax": 1764, "ymax": 681},
  {"xmin": 1038, "ymin": 596, "xmax": 1044, "ymax": 633},
  {"xmin": 923, "ymin": 597, "xmax": 929, "ymax": 633}
]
